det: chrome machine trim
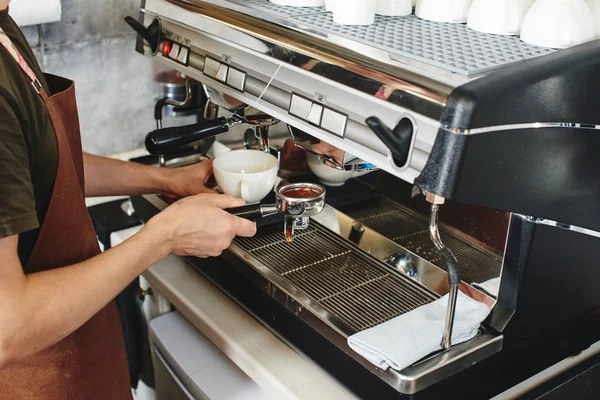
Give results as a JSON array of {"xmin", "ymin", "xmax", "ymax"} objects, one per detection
[
  {"xmin": 515, "ymin": 214, "xmax": 600, "ymax": 239},
  {"xmin": 443, "ymin": 122, "xmax": 600, "ymax": 135}
]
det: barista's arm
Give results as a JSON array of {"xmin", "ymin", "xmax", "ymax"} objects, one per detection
[
  {"xmin": 82, "ymin": 152, "xmax": 216, "ymax": 198},
  {"xmin": 0, "ymin": 193, "xmax": 256, "ymax": 369}
]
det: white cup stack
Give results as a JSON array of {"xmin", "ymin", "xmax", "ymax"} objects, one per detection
[
  {"xmin": 332, "ymin": 0, "xmax": 378, "ymax": 25},
  {"xmin": 520, "ymin": 0, "xmax": 595, "ymax": 48},
  {"xmin": 376, "ymin": 0, "xmax": 413, "ymax": 16},
  {"xmin": 270, "ymin": 0, "xmax": 325, "ymax": 5},
  {"xmin": 415, "ymin": 0, "xmax": 473, "ymax": 23},
  {"xmin": 467, "ymin": 0, "xmax": 534, "ymax": 35},
  {"xmin": 588, "ymin": 0, "xmax": 600, "ymax": 38}
]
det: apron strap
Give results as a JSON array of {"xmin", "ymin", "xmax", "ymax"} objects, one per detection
[{"xmin": 0, "ymin": 26, "xmax": 49, "ymax": 102}]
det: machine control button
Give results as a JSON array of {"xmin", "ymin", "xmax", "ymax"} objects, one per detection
[
  {"xmin": 203, "ymin": 57, "xmax": 221, "ymax": 78},
  {"xmin": 168, "ymin": 43, "xmax": 180, "ymax": 59},
  {"xmin": 320, "ymin": 107, "xmax": 348, "ymax": 137},
  {"xmin": 289, "ymin": 94, "xmax": 313, "ymax": 121},
  {"xmin": 307, "ymin": 103, "xmax": 323, "ymax": 125},
  {"xmin": 215, "ymin": 63, "xmax": 229, "ymax": 82},
  {"xmin": 176, "ymin": 47, "xmax": 189, "ymax": 64},
  {"xmin": 226, "ymin": 67, "xmax": 246, "ymax": 91}
]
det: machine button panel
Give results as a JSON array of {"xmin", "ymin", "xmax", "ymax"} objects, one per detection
[
  {"xmin": 215, "ymin": 63, "xmax": 229, "ymax": 82},
  {"xmin": 321, "ymin": 107, "xmax": 348, "ymax": 137},
  {"xmin": 203, "ymin": 57, "xmax": 221, "ymax": 78},
  {"xmin": 289, "ymin": 93, "xmax": 347, "ymax": 137},
  {"xmin": 307, "ymin": 103, "xmax": 323, "ymax": 125},
  {"xmin": 203, "ymin": 56, "xmax": 229, "ymax": 83},
  {"xmin": 160, "ymin": 40, "xmax": 190, "ymax": 66},
  {"xmin": 289, "ymin": 94, "xmax": 314, "ymax": 123},
  {"xmin": 226, "ymin": 67, "xmax": 246, "ymax": 92},
  {"xmin": 176, "ymin": 47, "xmax": 189, "ymax": 64},
  {"xmin": 168, "ymin": 43, "xmax": 180, "ymax": 59}
]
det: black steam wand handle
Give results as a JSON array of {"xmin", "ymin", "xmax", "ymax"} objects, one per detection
[
  {"xmin": 124, "ymin": 16, "xmax": 161, "ymax": 54},
  {"xmin": 366, "ymin": 116, "xmax": 414, "ymax": 167},
  {"xmin": 145, "ymin": 118, "xmax": 231, "ymax": 156}
]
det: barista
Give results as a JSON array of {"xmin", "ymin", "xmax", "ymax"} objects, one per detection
[{"xmin": 0, "ymin": 2, "xmax": 256, "ymax": 399}]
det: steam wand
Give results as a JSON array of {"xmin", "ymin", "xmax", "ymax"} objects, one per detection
[{"xmin": 426, "ymin": 193, "xmax": 461, "ymax": 350}]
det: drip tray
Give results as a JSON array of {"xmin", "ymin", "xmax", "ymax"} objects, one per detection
[
  {"xmin": 234, "ymin": 222, "xmax": 437, "ymax": 335},
  {"xmin": 338, "ymin": 197, "xmax": 502, "ymax": 285}
]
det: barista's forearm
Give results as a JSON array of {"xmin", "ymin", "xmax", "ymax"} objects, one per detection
[
  {"xmin": 83, "ymin": 152, "xmax": 170, "ymax": 197},
  {"xmin": 0, "ymin": 226, "xmax": 168, "ymax": 368}
]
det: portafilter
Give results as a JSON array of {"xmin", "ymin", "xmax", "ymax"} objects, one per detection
[{"xmin": 225, "ymin": 183, "xmax": 326, "ymax": 243}]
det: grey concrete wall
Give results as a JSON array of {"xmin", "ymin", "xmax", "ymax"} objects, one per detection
[{"xmin": 21, "ymin": 0, "xmax": 156, "ymax": 156}]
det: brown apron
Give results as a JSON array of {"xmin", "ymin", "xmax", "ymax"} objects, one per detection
[{"xmin": 0, "ymin": 31, "xmax": 132, "ymax": 399}]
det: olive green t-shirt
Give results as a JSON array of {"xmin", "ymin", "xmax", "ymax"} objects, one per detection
[{"xmin": 0, "ymin": 8, "xmax": 58, "ymax": 266}]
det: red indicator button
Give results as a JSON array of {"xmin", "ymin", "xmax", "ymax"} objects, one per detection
[{"xmin": 160, "ymin": 40, "xmax": 172, "ymax": 57}]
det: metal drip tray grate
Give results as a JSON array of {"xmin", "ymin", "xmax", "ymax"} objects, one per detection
[
  {"xmin": 340, "ymin": 198, "xmax": 502, "ymax": 285},
  {"xmin": 235, "ymin": 223, "xmax": 436, "ymax": 333}
]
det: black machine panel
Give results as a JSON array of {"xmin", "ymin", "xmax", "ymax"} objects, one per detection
[{"xmin": 416, "ymin": 40, "xmax": 600, "ymax": 231}]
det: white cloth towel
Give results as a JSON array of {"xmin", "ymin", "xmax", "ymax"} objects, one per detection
[
  {"xmin": 472, "ymin": 277, "xmax": 501, "ymax": 298},
  {"xmin": 347, "ymin": 291, "xmax": 491, "ymax": 371},
  {"xmin": 9, "ymin": 0, "xmax": 62, "ymax": 27}
]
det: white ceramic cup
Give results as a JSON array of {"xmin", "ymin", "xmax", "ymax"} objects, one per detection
[
  {"xmin": 376, "ymin": 0, "xmax": 412, "ymax": 16},
  {"xmin": 333, "ymin": 0, "xmax": 377, "ymax": 25},
  {"xmin": 270, "ymin": 0, "xmax": 325, "ymax": 6},
  {"xmin": 213, "ymin": 150, "xmax": 279, "ymax": 204},
  {"xmin": 520, "ymin": 0, "xmax": 595, "ymax": 48},
  {"xmin": 415, "ymin": 0, "xmax": 473, "ymax": 23},
  {"xmin": 307, "ymin": 153, "xmax": 369, "ymax": 187},
  {"xmin": 587, "ymin": 0, "xmax": 600, "ymax": 38},
  {"xmin": 467, "ymin": 0, "xmax": 534, "ymax": 35},
  {"xmin": 325, "ymin": 0, "xmax": 335, "ymax": 11}
]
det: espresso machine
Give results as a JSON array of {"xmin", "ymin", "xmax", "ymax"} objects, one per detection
[{"xmin": 127, "ymin": 1, "xmax": 600, "ymax": 398}]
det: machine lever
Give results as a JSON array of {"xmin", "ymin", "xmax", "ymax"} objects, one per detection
[
  {"xmin": 124, "ymin": 16, "xmax": 161, "ymax": 54},
  {"xmin": 366, "ymin": 116, "xmax": 414, "ymax": 168}
]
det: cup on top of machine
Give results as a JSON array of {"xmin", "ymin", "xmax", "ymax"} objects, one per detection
[
  {"xmin": 213, "ymin": 149, "xmax": 279, "ymax": 204},
  {"xmin": 415, "ymin": 0, "xmax": 473, "ymax": 23},
  {"xmin": 589, "ymin": 0, "xmax": 600, "ymax": 39},
  {"xmin": 520, "ymin": 0, "xmax": 595, "ymax": 48},
  {"xmin": 332, "ymin": 0, "xmax": 378, "ymax": 25},
  {"xmin": 376, "ymin": 0, "xmax": 412, "ymax": 16},
  {"xmin": 269, "ymin": 0, "xmax": 325, "ymax": 6},
  {"xmin": 467, "ymin": 0, "xmax": 534, "ymax": 35}
]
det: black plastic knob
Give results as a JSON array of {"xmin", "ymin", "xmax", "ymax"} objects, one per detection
[
  {"xmin": 125, "ymin": 16, "xmax": 161, "ymax": 54},
  {"xmin": 366, "ymin": 116, "xmax": 414, "ymax": 168}
]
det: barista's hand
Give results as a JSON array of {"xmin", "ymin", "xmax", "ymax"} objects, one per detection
[
  {"xmin": 146, "ymin": 193, "xmax": 257, "ymax": 258},
  {"xmin": 162, "ymin": 159, "xmax": 217, "ymax": 198}
]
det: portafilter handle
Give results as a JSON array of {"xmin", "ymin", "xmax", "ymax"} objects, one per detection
[
  {"xmin": 224, "ymin": 204, "xmax": 278, "ymax": 221},
  {"xmin": 145, "ymin": 117, "xmax": 242, "ymax": 156}
]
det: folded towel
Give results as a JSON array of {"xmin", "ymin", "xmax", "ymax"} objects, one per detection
[
  {"xmin": 347, "ymin": 291, "xmax": 491, "ymax": 371},
  {"xmin": 472, "ymin": 277, "xmax": 501, "ymax": 298}
]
